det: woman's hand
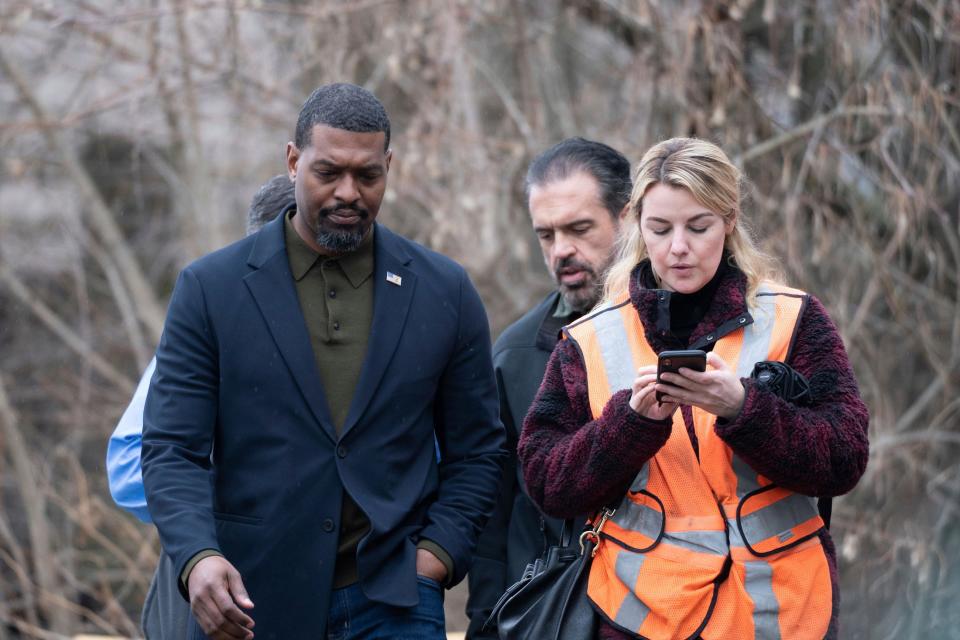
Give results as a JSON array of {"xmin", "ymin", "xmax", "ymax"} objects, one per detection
[
  {"xmin": 655, "ymin": 352, "xmax": 745, "ymax": 419},
  {"xmin": 630, "ymin": 365, "xmax": 679, "ymax": 421}
]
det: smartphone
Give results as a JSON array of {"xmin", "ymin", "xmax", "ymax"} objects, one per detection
[{"xmin": 656, "ymin": 350, "xmax": 707, "ymax": 402}]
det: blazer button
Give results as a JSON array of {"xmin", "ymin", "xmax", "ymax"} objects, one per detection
[
  {"xmin": 337, "ymin": 445, "xmax": 347, "ymax": 458},
  {"xmin": 322, "ymin": 518, "xmax": 335, "ymax": 532}
]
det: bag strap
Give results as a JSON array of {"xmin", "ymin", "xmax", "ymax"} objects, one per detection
[{"xmin": 559, "ymin": 518, "xmax": 576, "ymax": 548}]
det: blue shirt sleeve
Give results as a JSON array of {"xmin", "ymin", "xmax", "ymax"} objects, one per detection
[{"xmin": 106, "ymin": 357, "xmax": 155, "ymax": 523}]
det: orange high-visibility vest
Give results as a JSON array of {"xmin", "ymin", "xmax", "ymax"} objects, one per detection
[{"xmin": 564, "ymin": 283, "xmax": 832, "ymax": 640}]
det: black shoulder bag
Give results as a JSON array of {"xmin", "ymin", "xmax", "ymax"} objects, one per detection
[{"xmin": 485, "ymin": 508, "xmax": 614, "ymax": 640}]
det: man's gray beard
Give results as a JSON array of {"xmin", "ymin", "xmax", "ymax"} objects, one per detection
[
  {"xmin": 561, "ymin": 281, "xmax": 602, "ymax": 314},
  {"xmin": 316, "ymin": 227, "xmax": 364, "ymax": 254}
]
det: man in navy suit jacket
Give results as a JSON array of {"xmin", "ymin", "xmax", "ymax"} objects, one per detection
[{"xmin": 141, "ymin": 83, "xmax": 505, "ymax": 639}]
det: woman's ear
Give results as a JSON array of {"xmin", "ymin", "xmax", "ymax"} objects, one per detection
[{"xmin": 725, "ymin": 210, "xmax": 738, "ymax": 234}]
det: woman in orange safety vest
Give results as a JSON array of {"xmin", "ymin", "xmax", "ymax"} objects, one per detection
[{"xmin": 518, "ymin": 138, "xmax": 869, "ymax": 640}]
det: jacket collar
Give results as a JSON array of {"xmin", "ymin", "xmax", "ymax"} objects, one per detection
[
  {"xmin": 247, "ymin": 204, "xmax": 398, "ymax": 275},
  {"xmin": 535, "ymin": 291, "xmax": 579, "ymax": 352},
  {"xmin": 629, "ymin": 258, "xmax": 753, "ymax": 353},
  {"xmin": 282, "ymin": 210, "xmax": 375, "ymax": 288}
]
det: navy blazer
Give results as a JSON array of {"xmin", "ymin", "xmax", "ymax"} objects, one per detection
[{"xmin": 141, "ymin": 213, "xmax": 505, "ymax": 638}]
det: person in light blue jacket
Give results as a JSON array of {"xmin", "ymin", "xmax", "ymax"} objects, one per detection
[
  {"xmin": 105, "ymin": 174, "xmax": 294, "ymax": 638},
  {"xmin": 107, "ymin": 356, "xmax": 156, "ymax": 522}
]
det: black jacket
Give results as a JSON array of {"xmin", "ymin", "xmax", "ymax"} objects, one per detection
[{"xmin": 466, "ymin": 291, "xmax": 575, "ymax": 638}]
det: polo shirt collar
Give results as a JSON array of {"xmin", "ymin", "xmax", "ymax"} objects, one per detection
[{"xmin": 284, "ymin": 209, "xmax": 375, "ymax": 288}]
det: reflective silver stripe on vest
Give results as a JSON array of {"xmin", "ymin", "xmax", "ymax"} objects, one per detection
[
  {"xmin": 732, "ymin": 289, "xmax": 773, "ymax": 499},
  {"xmin": 663, "ymin": 529, "xmax": 729, "ymax": 556},
  {"xmin": 592, "ymin": 306, "xmax": 638, "ymax": 392},
  {"xmin": 593, "ymin": 307, "xmax": 655, "ymax": 497},
  {"xmin": 614, "ymin": 552, "xmax": 651, "ymax": 629},
  {"xmin": 736, "ymin": 288, "xmax": 778, "ymax": 378},
  {"xmin": 612, "ymin": 495, "xmax": 662, "ymax": 540},
  {"xmin": 739, "ymin": 493, "xmax": 820, "ymax": 547},
  {"xmin": 733, "ymin": 454, "xmax": 762, "ymax": 499},
  {"xmin": 612, "ymin": 498, "xmax": 728, "ymax": 556},
  {"xmin": 744, "ymin": 561, "xmax": 782, "ymax": 639},
  {"xmin": 629, "ymin": 463, "xmax": 650, "ymax": 493},
  {"xmin": 728, "ymin": 518, "xmax": 747, "ymax": 548}
]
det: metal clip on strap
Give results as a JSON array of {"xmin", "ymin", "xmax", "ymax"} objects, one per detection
[{"xmin": 579, "ymin": 507, "xmax": 615, "ymax": 557}]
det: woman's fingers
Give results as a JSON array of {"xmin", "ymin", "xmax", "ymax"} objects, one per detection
[{"xmin": 706, "ymin": 352, "xmax": 729, "ymax": 371}]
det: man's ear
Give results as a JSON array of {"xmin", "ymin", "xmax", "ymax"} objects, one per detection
[
  {"xmin": 286, "ymin": 142, "xmax": 300, "ymax": 181},
  {"xmin": 384, "ymin": 149, "xmax": 393, "ymax": 173},
  {"xmin": 617, "ymin": 202, "xmax": 630, "ymax": 223}
]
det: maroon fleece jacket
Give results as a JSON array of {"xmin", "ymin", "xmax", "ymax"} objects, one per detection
[{"xmin": 518, "ymin": 262, "xmax": 869, "ymax": 640}]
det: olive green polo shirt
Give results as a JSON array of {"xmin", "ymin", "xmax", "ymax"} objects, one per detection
[
  {"xmin": 285, "ymin": 211, "xmax": 375, "ymax": 434},
  {"xmin": 285, "ymin": 210, "xmax": 374, "ymax": 588}
]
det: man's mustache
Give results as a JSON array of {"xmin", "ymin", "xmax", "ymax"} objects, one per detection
[
  {"xmin": 318, "ymin": 203, "xmax": 369, "ymax": 220},
  {"xmin": 554, "ymin": 257, "xmax": 596, "ymax": 282}
]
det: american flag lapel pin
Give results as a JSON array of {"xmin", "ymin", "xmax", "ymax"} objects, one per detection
[{"xmin": 386, "ymin": 271, "xmax": 402, "ymax": 286}]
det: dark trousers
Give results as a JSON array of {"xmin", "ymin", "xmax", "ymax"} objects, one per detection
[{"xmin": 141, "ymin": 550, "xmax": 193, "ymax": 639}]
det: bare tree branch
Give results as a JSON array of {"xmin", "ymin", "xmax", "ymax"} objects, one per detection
[
  {"xmin": 0, "ymin": 262, "xmax": 136, "ymax": 394},
  {"xmin": 0, "ymin": 47, "xmax": 165, "ymax": 342},
  {"xmin": 0, "ymin": 377, "xmax": 73, "ymax": 634}
]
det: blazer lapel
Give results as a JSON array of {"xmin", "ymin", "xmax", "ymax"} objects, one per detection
[
  {"xmin": 340, "ymin": 225, "xmax": 416, "ymax": 437},
  {"xmin": 244, "ymin": 214, "xmax": 337, "ymax": 443}
]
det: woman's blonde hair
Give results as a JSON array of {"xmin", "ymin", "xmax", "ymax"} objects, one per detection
[{"xmin": 603, "ymin": 137, "xmax": 782, "ymax": 305}]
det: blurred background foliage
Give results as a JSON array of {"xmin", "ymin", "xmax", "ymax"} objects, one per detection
[{"xmin": 0, "ymin": 0, "xmax": 958, "ymax": 638}]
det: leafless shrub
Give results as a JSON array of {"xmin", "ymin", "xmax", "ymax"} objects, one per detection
[{"xmin": 0, "ymin": 0, "xmax": 957, "ymax": 637}]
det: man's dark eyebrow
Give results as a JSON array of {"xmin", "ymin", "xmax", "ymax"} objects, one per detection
[
  {"xmin": 311, "ymin": 159, "xmax": 383, "ymax": 172},
  {"xmin": 645, "ymin": 212, "xmax": 716, "ymax": 224},
  {"xmin": 533, "ymin": 217, "xmax": 595, "ymax": 234}
]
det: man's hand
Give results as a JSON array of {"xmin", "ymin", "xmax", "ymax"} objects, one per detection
[
  {"xmin": 416, "ymin": 548, "xmax": 448, "ymax": 584},
  {"xmin": 187, "ymin": 555, "xmax": 255, "ymax": 639}
]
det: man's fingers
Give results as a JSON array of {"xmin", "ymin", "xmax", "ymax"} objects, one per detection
[
  {"xmin": 210, "ymin": 627, "xmax": 251, "ymax": 640},
  {"xmin": 187, "ymin": 557, "xmax": 254, "ymax": 639},
  {"xmin": 227, "ymin": 570, "xmax": 255, "ymax": 611},
  {"xmin": 194, "ymin": 595, "xmax": 244, "ymax": 639},
  {"xmin": 191, "ymin": 599, "xmax": 214, "ymax": 634},
  {"xmin": 212, "ymin": 588, "xmax": 254, "ymax": 634}
]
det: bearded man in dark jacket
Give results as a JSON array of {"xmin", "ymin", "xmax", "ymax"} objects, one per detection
[{"xmin": 466, "ymin": 138, "xmax": 631, "ymax": 638}]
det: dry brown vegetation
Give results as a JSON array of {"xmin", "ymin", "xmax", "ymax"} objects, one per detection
[{"xmin": 0, "ymin": 0, "xmax": 958, "ymax": 638}]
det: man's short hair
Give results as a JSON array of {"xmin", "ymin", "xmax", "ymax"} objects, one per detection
[
  {"xmin": 247, "ymin": 174, "xmax": 295, "ymax": 235},
  {"xmin": 294, "ymin": 83, "xmax": 391, "ymax": 151},
  {"xmin": 525, "ymin": 137, "xmax": 632, "ymax": 218}
]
